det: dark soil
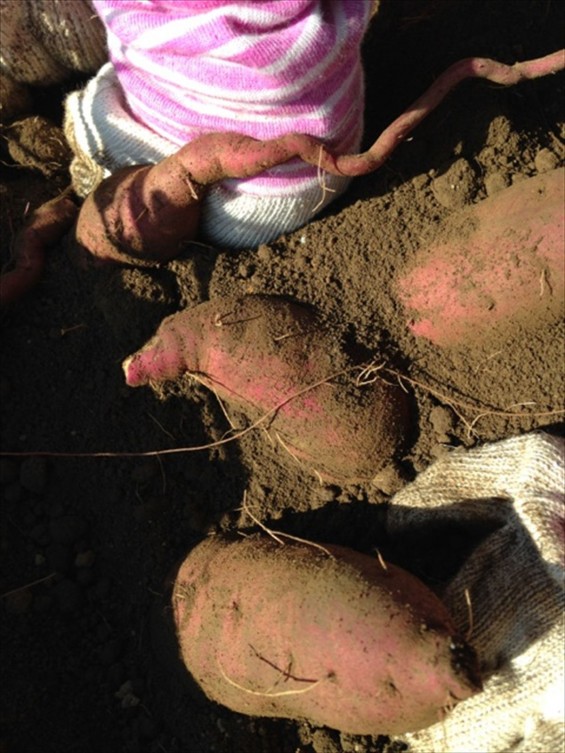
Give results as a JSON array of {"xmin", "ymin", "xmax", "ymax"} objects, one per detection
[{"xmin": 1, "ymin": 2, "xmax": 563, "ymax": 753}]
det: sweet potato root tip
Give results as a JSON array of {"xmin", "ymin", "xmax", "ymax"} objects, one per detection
[
  {"xmin": 328, "ymin": 49, "xmax": 565, "ymax": 177},
  {"xmin": 0, "ymin": 194, "xmax": 79, "ymax": 307},
  {"xmin": 172, "ymin": 534, "xmax": 482, "ymax": 735},
  {"xmin": 122, "ymin": 295, "xmax": 411, "ymax": 481},
  {"xmin": 122, "ymin": 335, "xmax": 188, "ymax": 388}
]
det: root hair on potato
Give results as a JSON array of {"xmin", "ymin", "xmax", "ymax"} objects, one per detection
[
  {"xmin": 272, "ymin": 328, "xmax": 307, "ymax": 343},
  {"xmin": 213, "ymin": 310, "xmax": 263, "ymax": 328},
  {"xmin": 312, "ymin": 144, "xmax": 336, "ymax": 214},
  {"xmin": 240, "ymin": 494, "xmax": 335, "ymax": 558},
  {"xmin": 133, "ymin": 205, "xmax": 149, "ymax": 224},
  {"xmin": 207, "ymin": 382, "xmax": 239, "ymax": 431},
  {"xmin": 217, "ymin": 655, "xmax": 325, "ymax": 699},
  {"xmin": 4, "ymin": 362, "xmax": 562, "ymax": 459},
  {"xmin": 248, "ymin": 644, "xmax": 319, "ymax": 688},
  {"xmin": 182, "ymin": 173, "xmax": 200, "ymax": 201},
  {"xmin": 354, "ymin": 360, "xmax": 386, "ymax": 387},
  {"xmin": 384, "ymin": 367, "xmax": 564, "ymax": 438},
  {"xmin": 274, "ymin": 431, "xmax": 307, "ymax": 471}
]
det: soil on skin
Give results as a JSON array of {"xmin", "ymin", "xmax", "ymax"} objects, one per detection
[{"xmin": 0, "ymin": 2, "xmax": 563, "ymax": 753}]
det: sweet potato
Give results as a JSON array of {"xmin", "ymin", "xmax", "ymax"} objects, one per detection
[
  {"xmin": 73, "ymin": 49, "xmax": 563, "ymax": 266},
  {"xmin": 122, "ymin": 295, "xmax": 410, "ymax": 482},
  {"xmin": 395, "ymin": 167, "xmax": 564, "ymax": 347},
  {"xmin": 172, "ymin": 534, "xmax": 482, "ymax": 735},
  {"xmin": 0, "ymin": 193, "xmax": 78, "ymax": 308}
]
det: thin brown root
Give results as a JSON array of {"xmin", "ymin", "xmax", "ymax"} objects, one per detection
[
  {"xmin": 241, "ymin": 495, "xmax": 335, "ymax": 558},
  {"xmin": 213, "ymin": 311, "xmax": 262, "ymax": 327},
  {"xmin": 147, "ymin": 412, "xmax": 176, "ymax": 440},
  {"xmin": 438, "ymin": 702, "xmax": 451, "ymax": 753},
  {"xmin": 313, "ymin": 468, "xmax": 325, "ymax": 486},
  {"xmin": 0, "ymin": 364, "xmax": 354, "ymax": 459},
  {"xmin": 354, "ymin": 360, "xmax": 386, "ymax": 386},
  {"xmin": 1, "ymin": 572, "xmax": 56, "ymax": 599},
  {"xmin": 441, "ymin": 693, "xmax": 458, "ymax": 718},
  {"xmin": 207, "ymin": 381, "xmax": 238, "ymax": 431},
  {"xmin": 156, "ymin": 452, "xmax": 167, "ymax": 494},
  {"xmin": 183, "ymin": 173, "xmax": 200, "ymax": 200},
  {"xmin": 270, "ymin": 530, "xmax": 335, "ymax": 558},
  {"xmin": 59, "ymin": 323, "xmax": 87, "ymax": 337},
  {"xmin": 133, "ymin": 205, "xmax": 149, "ymax": 224},
  {"xmin": 248, "ymin": 644, "xmax": 318, "ymax": 686},
  {"xmin": 312, "ymin": 144, "xmax": 336, "ymax": 214},
  {"xmin": 385, "ymin": 367, "xmax": 565, "ymax": 437},
  {"xmin": 217, "ymin": 656, "xmax": 323, "ymax": 698},
  {"xmin": 241, "ymin": 492, "xmax": 286, "ymax": 546},
  {"xmin": 272, "ymin": 328, "xmax": 306, "ymax": 342},
  {"xmin": 3, "ymin": 360, "xmax": 563, "ymax": 460},
  {"xmin": 275, "ymin": 431, "xmax": 306, "ymax": 470}
]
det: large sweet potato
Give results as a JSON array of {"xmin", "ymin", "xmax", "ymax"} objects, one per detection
[
  {"xmin": 395, "ymin": 168, "xmax": 564, "ymax": 347},
  {"xmin": 123, "ymin": 295, "xmax": 410, "ymax": 482},
  {"xmin": 172, "ymin": 534, "xmax": 482, "ymax": 735}
]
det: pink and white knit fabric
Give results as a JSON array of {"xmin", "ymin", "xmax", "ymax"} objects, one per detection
[{"xmin": 65, "ymin": 0, "xmax": 371, "ymax": 247}]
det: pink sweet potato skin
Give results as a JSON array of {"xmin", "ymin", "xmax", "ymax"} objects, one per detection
[
  {"xmin": 122, "ymin": 295, "xmax": 410, "ymax": 482},
  {"xmin": 172, "ymin": 534, "xmax": 481, "ymax": 735},
  {"xmin": 395, "ymin": 168, "xmax": 564, "ymax": 347},
  {"xmin": 74, "ymin": 164, "xmax": 202, "ymax": 266},
  {"xmin": 0, "ymin": 194, "xmax": 78, "ymax": 307}
]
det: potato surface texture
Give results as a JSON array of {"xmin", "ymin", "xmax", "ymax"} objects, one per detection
[
  {"xmin": 396, "ymin": 168, "xmax": 564, "ymax": 346},
  {"xmin": 172, "ymin": 534, "xmax": 482, "ymax": 735},
  {"xmin": 123, "ymin": 295, "xmax": 410, "ymax": 481}
]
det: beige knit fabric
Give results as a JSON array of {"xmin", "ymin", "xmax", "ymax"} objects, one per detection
[
  {"xmin": 386, "ymin": 433, "xmax": 564, "ymax": 753},
  {"xmin": 0, "ymin": 0, "xmax": 106, "ymax": 85}
]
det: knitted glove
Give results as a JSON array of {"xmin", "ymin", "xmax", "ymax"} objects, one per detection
[
  {"xmin": 0, "ymin": 0, "xmax": 106, "ymax": 121},
  {"xmin": 386, "ymin": 433, "xmax": 564, "ymax": 753},
  {"xmin": 64, "ymin": 0, "xmax": 372, "ymax": 248},
  {"xmin": 0, "ymin": 0, "xmax": 106, "ymax": 84}
]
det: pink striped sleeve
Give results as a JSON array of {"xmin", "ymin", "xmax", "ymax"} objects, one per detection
[{"xmin": 92, "ymin": 0, "xmax": 370, "ymax": 149}]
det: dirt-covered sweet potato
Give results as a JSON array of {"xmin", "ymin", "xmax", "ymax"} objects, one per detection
[
  {"xmin": 395, "ymin": 167, "xmax": 564, "ymax": 347},
  {"xmin": 123, "ymin": 295, "xmax": 410, "ymax": 482},
  {"xmin": 0, "ymin": 193, "xmax": 78, "ymax": 307},
  {"xmin": 172, "ymin": 534, "xmax": 482, "ymax": 735}
]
